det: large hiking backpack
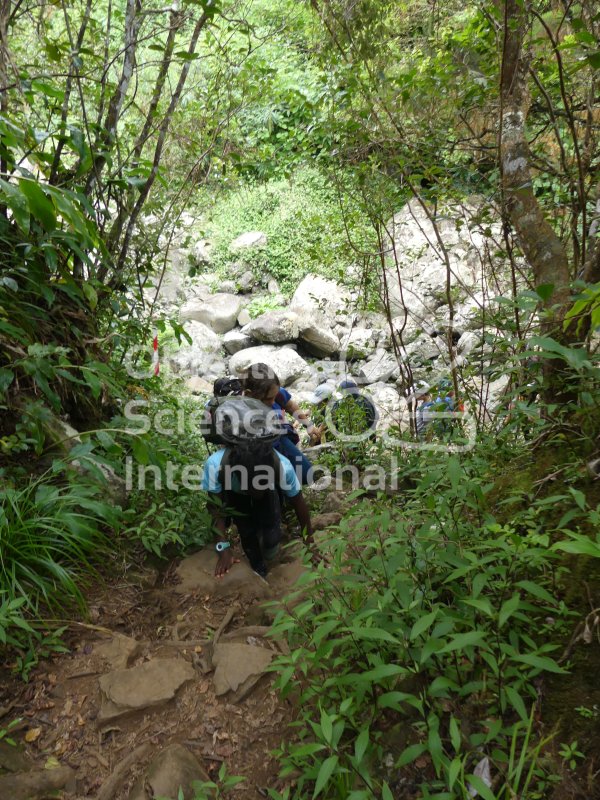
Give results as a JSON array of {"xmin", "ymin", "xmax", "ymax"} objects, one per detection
[
  {"xmin": 201, "ymin": 396, "xmax": 285, "ymax": 447},
  {"xmin": 212, "ymin": 397, "xmax": 287, "ymax": 494}
]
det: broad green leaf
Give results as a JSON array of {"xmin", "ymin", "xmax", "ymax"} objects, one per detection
[
  {"xmin": 440, "ymin": 630, "xmax": 486, "ymax": 654},
  {"xmin": 498, "ymin": 594, "xmax": 520, "ymax": 628},
  {"xmin": 320, "ymin": 708, "xmax": 333, "ymax": 744},
  {"xmin": 345, "ymin": 626, "xmax": 399, "ymax": 644},
  {"xmin": 448, "ymin": 757, "xmax": 462, "ymax": 789},
  {"xmin": 504, "ymin": 685, "xmax": 528, "ymax": 722},
  {"xmin": 449, "ymin": 716, "xmax": 461, "ymax": 752},
  {"xmin": 0, "ymin": 179, "xmax": 30, "ymax": 232},
  {"xmin": 535, "ymin": 283, "xmax": 555, "ymax": 301},
  {"xmin": 132, "ymin": 437, "xmax": 149, "ymax": 465},
  {"xmin": 465, "ymin": 774, "xmax": 496, "ymax": 800},
  {"xmin": 381, "ymin": 783, "xmax": 394, "ymax": 800},
  {"xmin": 312, "ymin": 755, "xmax": 338, "ymax": 798},
  {"xmin": 511, "ymin": 653, "xmax": 566, "ymax": 674},
  {"xmin": 0, "ymin": 368, "xmax": 14, "ymax": 394},
  {"xmin": 410, "ymin": 609, "xmax": 439, "ymax": 640},
  {"xmin": 361, "ymin": 663, "xmax": 406, "ymax": 682},
  {"xmin": 553, "ymin": 535, "xmax": 600, "ymax": 558},
  {"xmin": 82, "ymin": 282, "xmax": 98, "ymax": 310},
  {"xmin": 354, "ymin": 727, "xmax": 369, "ymax": 764},
  {"xmin": 19, "ymin": 179, "xmax": 56, "ymax": 232},
  {"xmin": 397, "ymin": 743, "xmax": 427, "ymax": 768},
  {"xmin": 515, "ymin": 580, "xmax": 555, "ymax": 604}
]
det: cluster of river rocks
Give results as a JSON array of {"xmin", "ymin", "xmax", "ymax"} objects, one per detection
[{"xmin": 152, "ymin": 199, "xmax": 517, "ymax": 425}]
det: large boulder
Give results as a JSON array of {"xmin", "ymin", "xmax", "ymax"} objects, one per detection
[
  {"xmin": 341, "ymin": 327, "xmax": 378, "ymax": 360},
  {"xmin": 297, "ymin": 316, "xmax": 340, "ymax": 358},
  {"xmin": 243, "ymin": 311, "xmax": 299, "ymax": 343},
  {"xmin": 223, "ymin": 328, "xmax": 254, "ymax": 355},
  {"xmin": 368, "ymin": 382, "xmax": 407, "ymax": 432},
  {"xmin": 167, "ymin": 320, "xmax": 224, "ymax": 379},
  {"xmin": 180, "ymin": 293, "xmax": 242, "ymax": 334},
  {"xmin": 291, "ymin": 274, "xmax": 353, "ymax": 325},
  {"xmin": 237, "ymin": 270, "xmax": 255, "ymax": 293},
  {"xmin": 230, "ymin": 231, "xmax": 267, "ymax": 251},
  {"xmin": 383, "ymin": 199, "xmax": 512, "ymax": 332},
  {"xmin": 229, "ymin": 345, "xmax": 310, "ymax": 385},
  {"xmin": 359, "ymin": 350, "xmax": 400, "ymax": 384},
  {"xmin": 308, "ymin": 360, "xmax": 352, "ymax": 385}
]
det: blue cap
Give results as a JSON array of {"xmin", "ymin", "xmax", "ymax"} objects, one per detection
[{"xmin": 339, "ymin": 379, "xmax": 358, "ymax": 392}]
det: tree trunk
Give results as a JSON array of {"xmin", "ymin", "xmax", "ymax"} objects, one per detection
[
  {"xmin": 500, "ymin": 0, "xmax": 572, "ymax": 328},
  {"xmin": 499, "ymin": 0, "xmax": 586, "ymax": 405}
]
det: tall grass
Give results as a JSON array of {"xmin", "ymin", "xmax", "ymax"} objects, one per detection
[{"xmin": 0, "ymin": 477, "xmax": 116, "ymax": 615}]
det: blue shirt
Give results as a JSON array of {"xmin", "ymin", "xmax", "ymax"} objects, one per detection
[
  {"xmin": 202, "ymin": 448, "xmax": 301, "ymax": 498},
  {"xmin": 273, "ymin": 387, "xmax": 292, "ymax": 417}
]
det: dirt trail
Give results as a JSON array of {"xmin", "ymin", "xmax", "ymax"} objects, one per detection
[{"xmin": 0, "ymin": 536, "xmax": 315, "ymax": 800}]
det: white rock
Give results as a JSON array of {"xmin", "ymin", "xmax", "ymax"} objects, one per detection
[
  {"xmin": 237, "ymin": 308, "xmax": 252, "ymax": 327},
  {"xmin": 359, "ymin": 350, "xmax": 400, "ymax": 383},
  {"xmin": 237, "ymin": 270, "xmax": 255, "ymax": 293},
  {"xmin": 291, "ymin": 274, "xmax": 352, "ymax": 324},
  {"xmin": 223, "ymin": 329, "xmax": 255, "ymax": 355},
  {"xmin": 341, "ymin": 327, "xmax": 378, "ymax": 360},
  {"xmin": 457, "ymin": 331, "xmax": 480, "ymax": 355},
  {"xmin": 167, "ymin": 320, "xmax": 223, "ymax": 378},
  {"xmin": 297, "ymin": 315, "xmax": 340, "ymax": 357},
  {"xmin": 243, "ymin": 311, "xmax": 299, "ymax": 343},
  {"xmin": 368, "ymin": 382, "xmax": 408, "ymax": 432},
  {"xmin": 229, "ymin": 345, "xmax": 311, "ymax": 385},
  {"xmin": 383, "ymin": 199, "xmax": 517, "ymax": 336},
  {"xmin": 230, "ymin": 231, "xmax": 267, "ymax": 251},
  {"xmin": 191, "ymin": 239, "xmax": 212, "ymax": 265},
  {"xmin": 180, "ymin": 293, "xmax": 242, "ymax": 334}
]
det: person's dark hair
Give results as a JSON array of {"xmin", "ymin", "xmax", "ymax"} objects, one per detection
[
  {"xmin": 243, "ymin": 362, "xmax": 280, "ymax": 400},
  {"xmin": 213, "ymin": 377, "xmax": 242, "ymax": 397}
]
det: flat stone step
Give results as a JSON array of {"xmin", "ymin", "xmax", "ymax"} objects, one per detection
[
  {"xmin": 98, "ymin": 658, "xmax": 195, "ymax": 722},
  {"xmin": 212, "ymin": 642, "xmax": 274, "ymax": 702},
  {"xmin": 128, "ymin": 744, "xmax": 209, "ymax": 800}
]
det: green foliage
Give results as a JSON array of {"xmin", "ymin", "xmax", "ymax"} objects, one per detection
[
  {"xmin": 246, "ymin": 296, "xmax": 287, "ymax": 319},
  {"xmin": 0, "ymin": 474, "xmax": 116, "ymax": 614},
  {"xmin": 200, "ymin": 167, "xmax": 375, "ymax": 294},
  {"xmin": 558, "ymin": 741, "xmax": 585, "ymax": 771},
  {"xmin": 0, "ymin": 717, "xmax": 22, "ymax": 747},
  {"xmin": 267, "ymin": 436, "xmax": 600, "ymax": 798}
]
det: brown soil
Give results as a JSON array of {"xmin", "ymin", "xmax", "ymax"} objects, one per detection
[{"xmin": 0, "ymin": 540, "xmax": 305, "ymax": 800}]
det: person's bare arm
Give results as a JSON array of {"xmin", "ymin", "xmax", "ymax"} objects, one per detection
[
  {"xmin": 285, "ymin": 399, "xmax": 321, "ymax": 442},
  {"xmin": 289, "ymin": 492, "xmax": 313, "ymax": 540}
]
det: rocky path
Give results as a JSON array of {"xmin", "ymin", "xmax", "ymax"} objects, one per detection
[{"xmin": 0, "ymin": 538, "xmax": 317, "ymax": 800}]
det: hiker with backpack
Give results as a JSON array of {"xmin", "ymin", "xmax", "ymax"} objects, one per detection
[
  {"xmin": 242, "ymin": 362, "xmax": 320, "ymax": 485},
  {"xmin": 201, "ymin": 396, "xmax": 313, "ymax": 578}
]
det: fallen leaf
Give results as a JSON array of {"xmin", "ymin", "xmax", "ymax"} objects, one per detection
[
  {"xmin": 25, "ymin": 727, "xmax": 42, "ymax": 743},
  {"xmin": 45, "ymin": 756, "xmax": 61, "ymax": 770}
]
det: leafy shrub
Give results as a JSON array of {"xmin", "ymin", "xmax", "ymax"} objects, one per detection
[
  {"xmin": 0, "ymin": 476, "xmax": 117, "ymax": 613},
  {"xmin": 198, "ymin": 167, "xmax": 375, "ymax": 295},
  {"xmin": 267, "ymin": 443, "xmax": 593, "ymax": 799}
]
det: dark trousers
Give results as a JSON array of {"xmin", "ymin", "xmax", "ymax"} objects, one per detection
[{"xmin": 225, "ymin": 489, "xmax": 282, "ymax": 565}]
